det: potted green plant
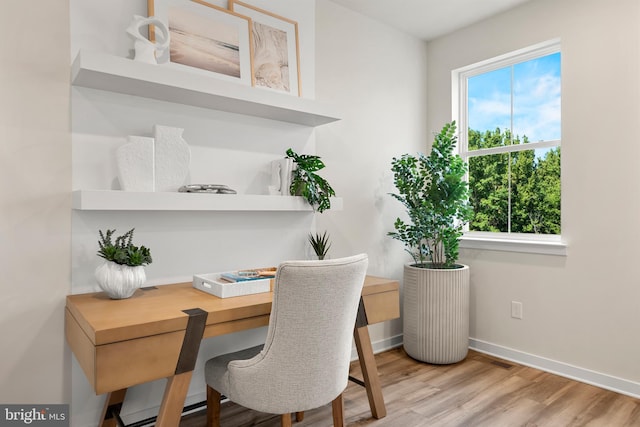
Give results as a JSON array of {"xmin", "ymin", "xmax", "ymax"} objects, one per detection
[
  {"xmin": 308, "ymin": 230, "xmax": 331, "ymax": 260},
  {"xmin": 95, "ymin": 228, "xmax": 152, "ymax": 299},
  {"xmin": 286, "ymin": 148, "xmax": 335, "ymax": 213},
  {"xmin": 388, "ymin": 121, "xmax": 473, "ymax": 364}
]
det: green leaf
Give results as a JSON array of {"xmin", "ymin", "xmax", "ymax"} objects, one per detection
[
  {"xmin": 286, "ymin": 148, "xmax": 335, "ymax": 213},
  {"xmin": 388, "ymin": 121, "xmax": 472, "ymax": 268},
  {"xmin": 97, "ymin": 228, "xmax": 153, "ymax": 267}
]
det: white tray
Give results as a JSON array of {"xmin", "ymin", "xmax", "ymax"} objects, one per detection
[{"xmin": 193, "ymin": 273, "xmax": 271, "ymax": 298}]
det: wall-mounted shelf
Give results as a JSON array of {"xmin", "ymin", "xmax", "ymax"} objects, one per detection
[
  {"xmin": 72, "ymin": 190, "xmax": 343, "ymax": 212},
  {"xmin": 71, "ymin": 50, "xmax": 342, "ymax": 126}
]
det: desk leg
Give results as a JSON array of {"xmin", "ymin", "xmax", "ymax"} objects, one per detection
[
  {"xmin": 156, "ymin": 371, "xmax": 193, "ymax": 427},
  {"xmin": 156, "ymin": 307, "xmax": 208, "ymax": 427},
  {"xmin": 99, "ymin": 388, "xmax": 127, "ymax": 427},
  {"xmin": 353, "ymin": 325, "xmax": 386, "ymax": 419}
]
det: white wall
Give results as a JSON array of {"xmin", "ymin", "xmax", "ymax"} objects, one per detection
[
  {"xmin": 68, "ymin": 0, "xmax": 428, "ymax": 423},
  {"xmin": 70, "ymin": 0, "xmax": 321, "ymax": 425},
  {"xmin": 427, "ymin": 0, "xmax": 640, "ymax": 389},
  {"xmin": 315, "ymin": 1, "xmax": 429, "ymax": 345},
  {"xmin": 0, "ymin": 0, "xmax": 71, "ymax": 404}
]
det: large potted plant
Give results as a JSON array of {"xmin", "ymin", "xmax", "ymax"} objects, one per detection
[
  {"xmin": 389, "ymin": 121, "xmax": 473, "ymax": 364},
  {"xmin": 95, "ymin": 228, "xmax": 152, "ymax": 299}
]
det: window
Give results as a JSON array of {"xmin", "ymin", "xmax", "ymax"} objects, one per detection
[{"xmin": 453, "ymin": 40, "xmax": 563, "ymax": 253}]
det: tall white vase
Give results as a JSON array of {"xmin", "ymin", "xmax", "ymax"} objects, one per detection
[
  {"xmin": 95, "ymin": 260, "xmax": 146, "ymax": 299},
  {"xmin": 403, "ymin": 263, "xmax": 470, "ymax": 364},
  {"xmin": 153, "ymin": 125, "xmax": 190, "ymax": 192}
]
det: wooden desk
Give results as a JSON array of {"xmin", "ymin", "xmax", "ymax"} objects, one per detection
[{"xmin": 65, "ymin": 275, "xmax": 399, "ymax": 426}]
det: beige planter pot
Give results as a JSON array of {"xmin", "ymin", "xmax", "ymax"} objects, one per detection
[{"xmin": 403, "ymin": 263, "xmax": 470, "ymax": 364}]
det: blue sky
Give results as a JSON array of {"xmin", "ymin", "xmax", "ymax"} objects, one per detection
[{"xmin": 468, "ymin": 52, "xmax": 561, "ymax": 143}]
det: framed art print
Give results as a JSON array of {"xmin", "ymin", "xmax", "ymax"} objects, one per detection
[
  {"xmin": 148, "ymin": 0, "xmax": 254, "ymax": 85},
  {"xmin": 229, "ymin": 0, "xmax": 301, "ymax": 96}
]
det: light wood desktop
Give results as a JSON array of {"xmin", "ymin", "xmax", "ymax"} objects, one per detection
[{"xmin": 65, "ymin": 275, "xmax": 400, "ymax": 427}]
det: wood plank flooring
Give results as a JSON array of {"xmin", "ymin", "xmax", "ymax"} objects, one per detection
[{"xmin": 179, "ymin": 348, "xmax": 640, "ymax": 426}]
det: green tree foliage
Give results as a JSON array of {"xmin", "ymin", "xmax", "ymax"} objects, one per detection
[{"xmin": 468, "ymin": 128, "xmax": 561, "ymax": 234}]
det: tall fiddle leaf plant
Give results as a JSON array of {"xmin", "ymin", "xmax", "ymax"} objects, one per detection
[{"xmin": 388, "ymin": 121, "xmax": 472, "ymax": 268}]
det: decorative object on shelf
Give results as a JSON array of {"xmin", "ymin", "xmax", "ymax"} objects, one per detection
[
  {"xmin": 229, "ymin": 0, "xmax": 301, "ymax": 96},
  {"xmin": 268, "ymin": 157, "xmax": 293, "ymax": 195},
  {"xmin": 115, "ymin": 125, "xmax": 190, "ymax": 192},
  {"xmin": 179, "ymin": 184, "xmax": 237, "ymax": 194},
  {"xmin": 153, "ymin": 125, "xmax": 190, "ymax": 192},
  {"xmin": 126, "ymin": 15, "xmax": 170, "ymax": 64},
  {"xmin": 286, "ymin": 148, "xmax": 335, "ymax": 213},
  {"xmin": 308, "ymin": 230, "xmax": 331, "ymax": 260},
  {"xmin": 148, "ymin": 0, "xmax": 254, "ymax": 85},
  {"xmin": 116, "ymin": 136, "xmax": 155, "ymax": 192},
  {"xmin": 95, "ymin": 228, "xmax": 153, "ymax": 299},
  {"xmin": 388, "ymin": 121, "xmax": 473, "ymax": 364}
]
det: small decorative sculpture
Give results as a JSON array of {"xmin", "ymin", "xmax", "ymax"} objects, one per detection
[
  {"xmin": 179, "ymin": 184, "xmax": 237, "ymax": 194},
  {"xmin": 269, "ymin": 158, "xmax": 293, "ymax": 195},
  {"xmin": 126, "ymin": 15, "xmax": 170, "ymax": 64}
]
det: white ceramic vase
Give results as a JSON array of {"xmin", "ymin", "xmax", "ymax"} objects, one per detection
[{"xmin": 95, "ymin": 260, "xmax": 146, "ymax": 299}]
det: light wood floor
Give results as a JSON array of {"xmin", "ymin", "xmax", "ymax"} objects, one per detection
[{"xmin": 180, "ymin": 348, "xmax": 640, "ymax": 426}]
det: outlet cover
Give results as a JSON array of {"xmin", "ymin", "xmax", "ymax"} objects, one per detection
[{"xmin": 511, "ymin": 301, "xmax": 523, "ymax": 319}]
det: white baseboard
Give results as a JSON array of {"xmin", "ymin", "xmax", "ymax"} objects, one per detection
[
  {"xmin": 469, "ymin": 338, "xmax": 640, "ymax": 399},
  {"xmin": 350, "ymin": 333, "xmax": 404, "ymax": 360}
]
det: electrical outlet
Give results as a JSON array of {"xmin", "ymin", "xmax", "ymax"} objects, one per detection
[{"xmin": 511, "ymin": 301, "xmax": 523, "ymax": 319}]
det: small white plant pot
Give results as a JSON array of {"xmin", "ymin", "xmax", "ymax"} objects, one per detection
[{"xmin": 95, "ymin": 260, "xmax": 146, "ymax": 299}]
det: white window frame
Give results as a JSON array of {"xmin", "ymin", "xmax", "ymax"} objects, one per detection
[{"xmin": 452, "ymin": 39, "xmax": 566, "ymax": 256}]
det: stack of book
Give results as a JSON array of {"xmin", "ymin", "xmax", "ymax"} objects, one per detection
[{"xmin": 219, "ymin": 267, "xmax": 277, "ymax": 283}]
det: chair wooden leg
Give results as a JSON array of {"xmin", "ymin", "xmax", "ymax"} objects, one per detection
[
  {"xmin": 331, "ymin": 393, "xmax": 345, "ymax": 427},
  {"xmin": 295, "ymin": 411, "xmax": 304, "ymax": 422},
  {"xmin": 280, "ymin": 413, "xmax": 292, "ymax": 427},
  {"xmin": 206, "ymin": 385, "xmax": 221, "ymax": 427}
]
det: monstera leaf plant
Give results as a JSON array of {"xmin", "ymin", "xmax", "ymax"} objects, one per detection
[{"xmin": 286, "ymin": 148, "xmax": 335, "ymax": 213}]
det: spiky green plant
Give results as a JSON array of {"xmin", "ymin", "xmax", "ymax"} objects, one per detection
[
  {"xmin": 308, "ymin": 230, "xmax": 331, "ymax": 260},
  {"xmin": 97, "ymin": 228, "xmax": 152, "ymax": 267}
]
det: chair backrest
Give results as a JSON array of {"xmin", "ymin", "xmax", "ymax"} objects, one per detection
[{"xmin": 225, "ymin": 254, "xmax": 368, "ymax": 414}]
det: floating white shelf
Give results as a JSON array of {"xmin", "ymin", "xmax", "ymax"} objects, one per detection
[
  {"xmin": 71, "ymin": 50, "xmax": 342, "ymax": 126},
  {"xmin": 72, "ymin": 190, "xmax": 343, "ymax": 212}
]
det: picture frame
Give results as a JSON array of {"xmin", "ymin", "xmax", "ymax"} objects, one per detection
[
  {"xmin": 148, "ymin": 0, "xmax": 254, "ymax": 85},
  {"xmin": 228, "ymin": 0, "xmax": 301, "ymax": 96}
]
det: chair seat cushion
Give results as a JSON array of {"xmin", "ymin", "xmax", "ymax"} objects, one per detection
[{"xmin": 205, "ymin": 345, "xmax": 264, "ymax": 395}]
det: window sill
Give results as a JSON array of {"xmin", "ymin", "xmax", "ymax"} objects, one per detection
[{"xmin": 460, "ymin": 233, "xmax": 567, "ymax": 256}]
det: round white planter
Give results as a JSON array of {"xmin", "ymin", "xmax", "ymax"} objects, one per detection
[
  {"xmin": 95, "ymin": 260, "xmax": 146, "ymax": 299},
  {"xmin": 403, "ymin": 263, "xmax": 470, "ymax": 364}
]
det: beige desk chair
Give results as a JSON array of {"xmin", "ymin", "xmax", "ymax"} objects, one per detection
[{"xmin": 204, "ymin": 254, "xmax": 369, "ymax": 427}]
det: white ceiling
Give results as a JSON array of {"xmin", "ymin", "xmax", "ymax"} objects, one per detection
[{"xmin": 329, "ymin": 0, "xmax": 533, "ymax": 41}]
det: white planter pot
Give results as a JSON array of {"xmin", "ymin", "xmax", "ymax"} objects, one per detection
[
  {"xmin": 95, "ymin": 260, "xmax": 146, "ymax": 299},
  {"xmin": 403, "ymin": 263, "xmax": 469, "ymax": 364}
]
